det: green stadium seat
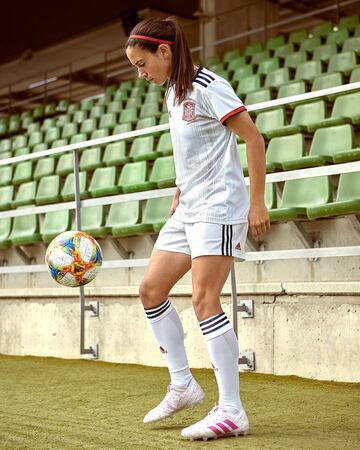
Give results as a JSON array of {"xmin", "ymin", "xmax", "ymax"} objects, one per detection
[
  {"xmin": 135, "ymin": 78, "xmax": 148, "ymax": 88},
  {"xmin": 67, "ymin": 103, "xmax": 80, "ymax": 115},
  {"xmin": 0, "ymin": 139, "xmax": 12, "ymax": 153},
  {"xmin": 299, "ymin": 36, "xmax": 322, "ymax": 53},
  {"xmin": 13, "ymin": 161, "xmax": 32, "ymax": 185},
  {"xmin": 80, "ymin": 99, "xmax": 94, "ymax": 112},
  {"xmin": 91, "ymin": 129, "xmax": 109, "ymax": 140},
  {"xmin": 245, "ymin": 89, "xmax": 271, "ymax": 107},
  {"xmin": 208, "ymin": 63, "xmax": 224, "ymax": 73},
  {"xmin": 33, "ymin": 157, "xmax": 55, "ymax": 180},
  {"xmin": 44, "ymin": 102, "xmax": 56, "ymax": 117},
  {"xmin": 28, "ymin": 131, "xmax": 43, "ymax": 148},
  {"xmin": 14, "ymin": 147, "xmax": 30, "ymax": 157},
  {"xmin": 107, "ymin": 101, "xmax": 123, "ymax": 114},
  {"xmin": 61, "ymin": 172, "xmax": 88, "ymax": 201},
  {"xmin": 62, "ymin": 123, "xmax": 78, "ymax": 139},
  {"xmin": 33, "ymin": 106, "xmax": 44, "ymax": 121},
  {"xmin": 107, "ymin": 201, "xmax": 144, "ymax": 237},
  {"xmin": 126, "ymin": 97, "xmax": 142, "ymax": 109},
  {"xmin": 328, "ymin": 51, "xmax": 357, "ymax": 75},
  {"xmin": 288, "ymin": 29, "xmax": 308, "ymax": 44},
  {"xmin": 33, "ymin": 143, "xmax": 48, "ymax": 153},
  {"xmin": 266, "ymin": 134, "xmax": 305, "ymax": 170},
  {"xmin": 236, "ymin": 75, "xmax": 261, "ymax": 97},
  {"xmin": 313, "ymin": 44, "xmax": 337, "ymax": 62},
  {"xmin": 227, "ymin": 57, "xmax": 247, "ymax": 72},
  {"xmin": 0, "ymin": 185, "xmax": 13, "ymax": 210},
  {"xmin": 284, "ymin": 52, "xmax": 307, "ymax": 68},
  {"xmin": 80, "ymin": 206, "xmax": 109, "ymax": 239},
  {"xmin": 255, "ymin": 108, "xmax": 285, "ymax": 138},
  {"xmin": 113, "ymin": 123, "xmax": 132, "ymax": 141},
  {"xmin": 0, "ymin": 151, "xmax": 12, "ymax": 161},
  {"xmin": 282, "ymin": 124, "xmax": 354, "ymax": 170},
  {"xmin": 8, "ymin": 118, "xmax": 21, "ymax": 134},
  {"xmin": 56, "ymin": 114, "xmax": 71, "ymax": 128},
  {"xmin": 274, "ymin": 44, "xmax": 294, "ymax": 59},
  {"xmin": 44, "ymin": 127, "xmax": 60, "ymax": 145},
  {"xmin": 105, "ymin": 84, "xmax": 118, "ymax": 96},
  {"xmin": 206, "ymin": 55, "xmax": 221, "ymax": 66},
  {"xmin": 26, "ymin": 123, "xmax": 40, "ymax": 134},
  {"xmin": 73, "ymin": 110, "xmax": 88, "ymax": 124},
  {"xmin": 118, "ymin": 160, "xmax": 156, "ymax": 193},
  {"xmin": 0, "ymin": 217, "xmax": 12, "ymax": 248},
  {"xmin": 313, "ymin": 21, "xmax": 333, "ymax": 37},
  {"xmin": 269, "ymin": 176, "xmax": 332, "ymax": 222},
  {"xmin": 232, "ymin": 65, "xmax": 253, "ymax": 83},
  {"xmin": 12, "ymin": 134, "xmax": 27, "ymax": 150},
  {"xmin": 307, "ymin": 172, "xmax": 360, "ymax": 219},
  {"xmin": 244, "ymin": 42, "xmax": 263, "ymax": 57},
  {"xmin": 237, "ymin": 143, "xmax": 248, "ymax": 176},
  {"xmin": 148, "ymin": 196, "xmax": 174, "ymax": 232},
  {"xmin": 57, "ymin": 99, "xmax": 70, "ymax": 113},
  {"xmin": 150, "ymin": 156, "xmax": 176, "ymax": 188},
  {"xmin": 89, "ymin": 166, "xmax": 119, "ymax": 197},
  {"xmin": 90, "ymin": 105, "xmax": 105, "ymax": 119},
  {"xmin": 277, "ymin": 81, "xmax": 306, "ymax": 105},
  {"xmin": 80, "ymin": 118, "xmax": 97, "ymax": 135},
  {"xmin": 295, "ymin": 61, "xmax": 322, "ymax": 81},
  {"xmin": 9, "ymin": 207, "xmax": 42, "ymax": 246},
  {"xmin": 41, "ymin": 210, "xmax": 72, "ymax": 243},
  {"xmin": 41, "ymin": 118, "xmax": 56, "ymax": 131},
  {"xmin": 265, "ymin": 68, "xmax": 290, "ymax": 88},
  {"xmin": 130, "ymin": 136, "xmax": 159, "ymax": 162},
  {"xmin": 0, "ymin": 166, "xmax": 12, "ymax": 186},
  {"xmin": 113, "ymin": 90, "xmax": 129, "ymax": 102},
  {"xmin": 79, "ymin": 147, "xmax": 102, "ymax": 171},
  {"xmin": 224, "ymin": 48, "xmax": 241, "ymax": 64},
  {"xmin": 339, "ymin": 15, "xmax": 359, "ymax": 31},
  {"xmin": 156, "ymin": 132, "xmax": 173, "ymax": 156},
  {"xmin": 96, "ymin": 95, "xmax": 111, "ymax": 106},
  {"xmin": 246, "ymin": 183, "xmax": 277, "ymax": 210},
  {"xmin": 148, "ymin": 84, "xmax": 164, "ymax": 94},
  {"xmin": 354, "ymin": 24, "xmax": 360, "ymax": 37},
  {"xmin": 136, "ymin": 117, "xmax": 159, "ymax": 137},
  {"xmin": 51, "ymin": 139, "xmax": 67, "ymax": 151},
  {"xmin": 35, "ymin": 175, "xmax": 61, "ymax": 205},
  {"xmin": 343, "ymin": 37, "xmax": 360, "ymax": 55},
  {"xmin": 257, "ymin": 58, "xmax": 279, "ymax": 75},
  {"xmin": 21, "ymin": 111, "xmax": 31, "ymax": 121},
  {"xmin": 56, "ymin": 153, "xmax": 74, "ymax": 176},
  {"xmin": 120, "ymin": 108, "xmax": 138, "ymax": 124},
  {"xmin": 267, "ymin": 100, "xmax": 326, "ymax": 138},
  {"xmin": 119, "ymin": 80, "xmax": 133, "ymax": 92},
  {"xmin": 0, "ymin": 119, "xmax": 7, "ymax": 137},
  {"xmin": 159, "ymin": 112, "xmax": 169, "ymax": 125},
  {"xmin": 350, "ymin": 67, "xmax": 360, "ymax": 82},
  {"xmin": 311, "ymin": 72, "xmax": 343, "ymax": 96},
  {"xmin": 70, "ymin": 133, "xmax": 87, "ymax": 144},
  {"xmin": 21, "ymin": 117, "xmax": 33, "ymax": 130},
  {"xmin": 326, "ymin": 28, "xmax": 349, "ymax": 45},
  {"xmin": 103, "ymin": 141, "xmax": 129, "ymax": 166},
  {"xmin": 12, "ymin": 180, "xmax": 37, "ymax": 207},
  {"xmin": 266, "ymin": 35, "xmax": 285, "ymax": 51},
  {"xmin": 140, "ymin": 103, "xmax": 161, "ymax": 119},
  {"xmin": 251, "ymin": 50, "xmax": 271, "ymax": 65},
  {"xmin": 145, "ymin": 91, "xmax": 162, "ymax": 105}
]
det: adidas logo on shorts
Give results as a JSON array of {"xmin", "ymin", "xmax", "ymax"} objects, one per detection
[{"xmin": 235, "ymin": 242, "xmax": 241, "ymax": 250}]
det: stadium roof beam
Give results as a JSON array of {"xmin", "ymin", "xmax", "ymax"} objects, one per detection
[
  {"xmin": 60, "ymin": 70, "xmax": 107, "ymax": 88},
  {"xmin": 269, "ymin": 0, "xmax": 336, "ymax": 21}
]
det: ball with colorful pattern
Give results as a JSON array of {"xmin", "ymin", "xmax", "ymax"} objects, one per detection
[{"xmin": 45, "ymin": 231, "xmax": 103, "ymax": 287}]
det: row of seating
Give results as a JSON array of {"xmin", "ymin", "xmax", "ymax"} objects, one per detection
[{"xmin": 1, "ymin": 170, "xmax": 359, "ymax": 248}]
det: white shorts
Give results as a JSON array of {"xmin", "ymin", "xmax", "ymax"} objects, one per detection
[{"xmin": 154, "ymin": 216, "xmax": 248, "ymax": 261}]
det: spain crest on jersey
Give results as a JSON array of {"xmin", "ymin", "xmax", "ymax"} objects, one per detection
[{"xmin": 182, "ymin": 100, "xmax": 196, "ymax": 122}]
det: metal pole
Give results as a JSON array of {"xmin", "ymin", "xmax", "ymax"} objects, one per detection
[{"xmin": 230, "ymin": 263, "xmax": 238, "ymax": 339}]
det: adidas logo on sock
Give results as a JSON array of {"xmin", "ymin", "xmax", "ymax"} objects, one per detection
[
  {"xmin": 235, "ymin": 242, "xmax": 241, "ymax": 250},
  {"xmin": 160, "ymin": 346, "xmax": 168, "ymax": 354},
  {"xmin": 211, "ymin": 362, "xmax": 218, "ymax": 371}
]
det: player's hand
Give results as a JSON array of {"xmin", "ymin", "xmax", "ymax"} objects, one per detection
[
  {"xmin": 248, "ymin": 202, "xmax": 270, "ymax": 238},
  {"xmin": 169, "ymin": 197, "xmax": 179, "ymax": 217}
]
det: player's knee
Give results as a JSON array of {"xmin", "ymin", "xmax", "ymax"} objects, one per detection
[
  {"xmin": 139, "ymin": 278, "xmax": 167, "ymax": 308},
  {"xmin": 192, "ymin": 288, "xmax": 208, "ymax": 317}
]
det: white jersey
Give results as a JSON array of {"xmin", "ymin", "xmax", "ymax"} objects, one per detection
[{"xmin": 166, "ymin": 67, "xmax": 250, "ymax": 225}]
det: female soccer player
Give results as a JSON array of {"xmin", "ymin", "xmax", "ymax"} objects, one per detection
[{"xmin": 126, "ymin": 17, "xmax": 270, "ymax": 441}]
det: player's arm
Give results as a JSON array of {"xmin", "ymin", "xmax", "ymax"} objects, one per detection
[{"xmin": 227, "ymin": 111, "xmax": 270, "ymax": 238}]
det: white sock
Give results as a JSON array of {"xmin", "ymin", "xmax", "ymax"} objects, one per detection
[
  {"xmin": 144, "ymin": 299, "xmax": 193, "ymax": 389},
  {"xmin": 199, "ymin": 312, "xmax": 243, "ymax": 415}
]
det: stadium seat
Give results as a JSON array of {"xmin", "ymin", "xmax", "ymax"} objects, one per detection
[
  {"xmin": 0, "ymin": 185, "xmax": 13, "ymax": 210},
  {"xmin": 33, "ymin": 157, "xmax": 55, "ymax": 180},
  {"xmin": 28, "ymin": 131, "xmax": 43, "ymax": 148},
  {"xmin": 339, "ymin": 15, "xmax": 359, "ymax": 31},
  {"xmin": 0, "ymin": 139, "xmax": 12, "ymax": 153},
  {"xmin": 96, "ymin": 95, "xmax": 111, "ymax": 106},
  {"xmin": 73, "ymin": 110, "xmax": 87, "ymax": 124},
  {"xmin": 113, "ymin": 90, "xmax": 129, "ymax": 102},
  {"xmin": 289, "ymin": 29, "xmax": 308, "ymax": 44},
  {"xmin": 44, "ymin": 127, "xmax": 60, "ymax": 145},
  {"xmin": 284, "ymin": 52, "xmax": 307, "ymax": 68},
  {"xmin": 135, "ymin": 78, "xmax": 147, "ymax": 88},
  {"xmin": 118, "ymin": 160, "xmax": 156, "ymax": 193},
  {"xmin": 266, "ymin": 35, "xmax": 285, "ymax": 51},
  {"xmin": 277, "ymin": 81, "xmax": 306, "ymax": 106},
  {"xmin": 105, "ymin": 84, "xmax": 117, "ymax": 96},
  {"xmin": 126, "ymin": 97, "xmax": 142, "ymax": 109},
  {"xmin": 326, "ymin": 28, "xmax": 349, "ymax": 45},
  {"xmin": 103, "ymin": 141, "xmax": 129, "ymax": 166},
  {"xmin": 99, "ymin": 113, "xmax": 117, "ymax": 130},
  {"xmin": 328, "ymin": 51, "xmax": 357, "ymax": 76},
  {"xmin": 156, "ymin": 132, "xmax": 173, "ymax": 156},
  {"xmin": 140, "ymin": 103, "xmax": 161, "ymax": 119},
  {"xmin": 80, "ymin": 206, "xmax": 109, "ymax": 238},
  {"xmin": 119, "ymin": 80, "xmax": 133, "ymax": 93},
  {"xmin": 90, "ymin": 129, "xmax": 108, "ymax": 140},
  {"xmin": 113, "ymin": 123, "xmax": 132, "ymax": 140},
  {"xmin": 295, "ymin": 61, "xmax": 322, "ymax": 81},
  {"xmin": 79, "ymin": 147, "xmax": 102, "ymax": 171},
  {"xmin": 343, "ymin": 37, "xmax": 360, "ymax": 55},
  {"xmin": 90, "ymin": 105, "xmax": 104, "ymax": 120},
  {"xmin": 246, "ymin": 183, "xmax": 277, "ymax": 210},
  {"xmin": 107, "ymin": 201, "xmax": 145, "ymax": 237},
  {"xmin": 311, "ymin": 72, "xmax": 343, "ymax": 96},
  {"xmin": 33, "ymin": 106, "xmax": 44, "ymax": 121},
  {"xmin": 0, "ymin": 151, "xmax": 12, "ymax": 161},
  {"xmin": 80, "ymin": 99, "xmax": 94, "ymax": 112},
  {"xmin": 313, "ymin": 21, "xmax": 332, "ymax": 37},
  {"xmin": 144, "ymin": 92, "xmax": 162, "ymax": 104},
  {"xmin": 136, "ymin": 117, "xmax": 158, "ymax": 136},
  {"xmin": 8, "ymin": 118, "xmax": 21, "ymax": 134},
  {"xmin": 70, "ymin": 133, "xmax": 87, "ymax": 144},
  {"xmin": 251, "ymin": 50, "xmax": 271, "ymax": 65},
  {"xmin": 35, "ymin": 175, "xmax": 61, "ymax": 205},
  {"xmin": 41, "ymin": 210, "xmax": 72, "ymax": 243},
  {"xmin": 299, "ymin": 36, "xmax": 322, "ymax": 53},
  {"xmin": 130, "ymin": 136, "xmax": 160, "ymax": 161},
  {"xmin": 44, "ymin": 103, "xmax": 56, "ymax": 117},
  {"xmin": 282, "ymin": 124, "xmax": 354, "ymax": 170},
  {"xmin": 9, "ymin": 207, "xmax": 42, "ymax": 246},
  {"xmin": 62, "ymin": 122, "xmax": 78, "ymax": 139},
  {"xmin": 57, "ymin": 99, "xmax": 70, "ymax": 113},
  {"xmin": 266, "ymin": 133, "xmax": 305, "ymax": 170},
  {"xmin": 313, "ymin": 44, "xmax": 337, "ymax": 62},
  {"xmin": 0, "ymin": 217, "xmax": 12, "ymax": 248},
  {"xmin": 13, "ymin": 161, "xmax": 32, "ymax": 185},
  {"xmin": 120, "ymin": 108, "xmax": 138, "ymax": 125},
  {"xmin": 257, "ymin": 58, "xmax": 279, "ymax": 75},
  {"xmin": 265, "ymin": 68, "xmax": 290, "ymax": 88},
  {"xmin": 244, "ymin": 42, "xmax": 263, "ymax": 57},
  {"xmin": 80, "ymin": 118, "xmax": 97, "ymax": 136},
  {"xmin": 236, "ymin": 75, "xmax": 261, "ymax": 97},
  {"xmin": 223, "ymin": 48, "xmax": 241, "ymax": 64},
  {"xmin": 68, "ymin": 103, "xmax": 80, "ymax": 115},
  {"xmin": 232, "ymin": 65, "xmax": 254, "ymax": 83},
  {"xmin": 88, "ymin": 166, "xmax": 119, "ymax": 197},
  {"xmin": 274, "ymin": 44, "xmax": 294, "ymax": 59},
  {"xmin": 227, "ymin": 57, "xmax": 247, "ymax": 72},
  {"xmin": 12, "ymin": 135, "xmax": 27, "ymax": 151},
  {"xmin": 0, "ymin": 166, "xmax": 12, "ymax": 186},
  {"xmin": 12, "ymin": 181, "xmax": 37, "ymax": 207},
  {"xmin": 269, "ymin": 176, "xmax": 332, "ymax": 222},
  {"xmin": 41, "ymin": 118, "xmax": 56, "ymax": 131},
  {"xmin": 255, "ymin": 108, "xmax": 285, "ymax": 139},
  {"xmin": 245, "ymin": 89, "xmax": 271, "ymax": 107},
  {"xmin": 61, "ymin": 172, "xmax": 88, "ymax": 201},
  {"xmin": 56, "ymin": 153, "xmax": 74, "ymax": 176},
  {"xmin": 206, "ymin": 55, "xmax": 221, "ymax": 66},
  {"xmin": 237, "ymin": 143, "xmax": 248, "ymax": 176},
  {"xmin": 107, "ymin": 101, "xmax": 123, "ymax": 114},
  {"xmin": 14, "ymin": 147, "xmax": 30, "ymax": 157},
  {"xmin": 307, "ymin": 172, "xmax": 360, "ymax": 219},
  {"xmin": 150, "ymin": 156, "xmax": 176, "ymax": 188}
]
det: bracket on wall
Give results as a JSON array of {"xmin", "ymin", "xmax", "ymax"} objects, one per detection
[
  {"xmin": 108, "ymin": 237, "xmax": 133, "ymax": 259},
  {"xmin": 246, "ymin": 234, "xmax": 266, "ymax": 264},
  {"xmin": 239, "ymin": 350, "xmax": 255, "ymax": 371},
  {"xmin": 15, "ymin": 246, "xmax": 35, "ymax": 265},
  {"xmin": 348, "ymin": 214, "xmax": 360, "ymax": 236},
  {"xmin": 288, "ymin": 222, "xmax": 321, "ymax": 262}
]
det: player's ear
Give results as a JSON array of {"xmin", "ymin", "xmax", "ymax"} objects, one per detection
[{"xmin": 158, "ymin": 44, "xmax": 171, "ymax": 60}]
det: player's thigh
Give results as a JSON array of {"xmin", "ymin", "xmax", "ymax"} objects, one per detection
[{"xmin": 139, "ymin": 249, "xmax": 192, "ymax": 307}]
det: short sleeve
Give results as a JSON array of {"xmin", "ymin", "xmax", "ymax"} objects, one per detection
[{"xmin": 205, "ymin": 78, "xmax": 246, "ymax": 125}]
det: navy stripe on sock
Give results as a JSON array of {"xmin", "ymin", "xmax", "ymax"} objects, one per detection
[
  {"xmin": 200, "ymin": 315, "xmax": 229, "ymax": 332},
  {"xmin": 203, "ymin": 320, "xmax": 230, "ymax": 335},
  {"xmin": 199, "ymin": 312, "xmax": 225, "ymax": 328},
  {"xmin": 145, "ymin": 299, "xmax": 171, "ymax": 319}
]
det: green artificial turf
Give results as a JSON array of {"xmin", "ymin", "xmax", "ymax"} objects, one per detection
[{"xmin": 0, "ymin": 354, "xmax": 359, "ymax": 449}]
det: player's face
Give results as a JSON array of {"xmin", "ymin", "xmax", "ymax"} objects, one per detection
[{"xmin": 126, "ymin": 44, "xmax": 172, "ymax": 85}]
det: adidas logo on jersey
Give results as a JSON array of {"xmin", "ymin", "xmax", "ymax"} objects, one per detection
[
  {"xmin": 160, "ymin": 346, "xmax": 168, "ymax": 354},
  {"xmin": 235, "ymin": 242, "xmax": 241, "ymax": 250}
]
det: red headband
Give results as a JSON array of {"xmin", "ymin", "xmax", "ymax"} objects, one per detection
[{"xmin": 129, "ymin": 34, "xmax": 174, "ymax": 45}]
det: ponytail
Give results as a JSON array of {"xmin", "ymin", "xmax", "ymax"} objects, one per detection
[{"xmin": 126, "ymin": 17, "xmax": 194, "ymax": 105}]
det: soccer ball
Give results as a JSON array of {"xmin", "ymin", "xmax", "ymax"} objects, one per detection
[{"xmin": 45, "ymin": 231, "xmax": 103, "ymax": 287}]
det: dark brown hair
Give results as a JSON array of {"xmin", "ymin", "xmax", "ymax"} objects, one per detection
[{"xmin": 125, "ymin": 17, "xmax": 194, "ymax": 105}]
